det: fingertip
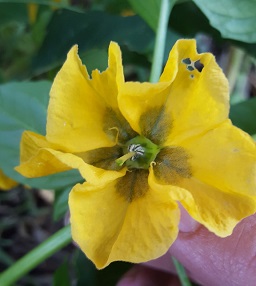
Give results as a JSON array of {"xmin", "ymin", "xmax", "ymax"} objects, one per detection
[
  {"xmin": 117, "ymin": 265, "xmax": 181, "ymax": 286},
  {"xmin": 178, "ymin": 204, "xmax": 200, "ymax": 233}
]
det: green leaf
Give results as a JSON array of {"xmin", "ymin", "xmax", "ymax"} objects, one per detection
[
  {"xmin": 74, "ymin": 249, "xmax": 132, "ymax": 286},
  {"xmin": 230, "ymin": 97, "xmax": 256, "ymax": 136},
  {"xmin": 0, "ymin": 81, "xmax": 49, "ymax": 133},
  {"xmin": 75, "ymin": 250, "xmax": 97, "ymax": 286},
  {"xmin": 53, "ymin": 187, "xmax": 71, "ymax": 221},
  {"xmin": 128, "ymin": 0, "xmax": 161, "ymax": 31},
  {"xmin": 172, "ymin": 257, "xmax": 191, "ymax": 286},
  {"xmin": 80, "ymin": 49, "xmax": 108, "ymax": 75},
  {"xmin": 0, "ymin": 81, "xmax": 83, "ymax": 189},
  {"xmin": 193, "ymin": 0, "xmax": 256, "ymax": 43},
  {"xmin": 53, "ymin": 260, "xmax": 71, "ymax": 286},
  {"xmin": 169, "ymin": 2, "xmax": 256, "ymax": 58},
  {"xmin": 94, "ymin": 0, "xmax": 131, "ymax": 14},
  {"xmin": 0, "ymin": 3, "xmax": 28, "ymax": 26},
  {"xmin": 169, "ymin": 2, "xmax": 220, "ymax": 39},
  {"xmin": 32, "ymin": 9, "xmax": 155, "ymax": 75},
  {"xmin": 0, "ymin": 0, "xmax": 81, "ymax": 12}
]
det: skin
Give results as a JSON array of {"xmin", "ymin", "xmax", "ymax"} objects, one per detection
[{"xmin": 117, "ymin": 208, "xmax": 256, "ymax": 286}]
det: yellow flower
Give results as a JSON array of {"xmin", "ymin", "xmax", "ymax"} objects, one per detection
[
  {"xmin": 0, "ymin": 169, "xmax": 17, "ymax": 190},
  {"xmin": 16, "ymin": 40, "xmax": 256, "ymax": 269}
]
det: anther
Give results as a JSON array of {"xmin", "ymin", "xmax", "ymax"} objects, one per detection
[
  {"xmin": 115, "ymin": 144, "xmax": 145, "ymax": 166},
  {"xmin": 128, "ymin": 144, "xmax": 145, "ymax": 160}
]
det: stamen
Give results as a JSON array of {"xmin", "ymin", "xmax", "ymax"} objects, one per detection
[
  {"xmin": 116, "ymin": 136, "xmax": 159, "ymax": 170},
  {"xmin": 115, "ymin": 144, "xmax": 145, "ymax": 166},
  {"xmin": 128, "ymin": 144, "xmax": 145, "ymax": 160}
]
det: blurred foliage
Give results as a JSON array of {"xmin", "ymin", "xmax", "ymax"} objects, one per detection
[
  {"xmin": 0, "ymin": 81, "xmax": 83, "ymax": 189},
  {"xmin": 193, "ymin": 0, "xmax": 256, "ymax": 43},
  {"xmin": 0, "ymin": 0, "xmax": 256, "ymax": 285}
]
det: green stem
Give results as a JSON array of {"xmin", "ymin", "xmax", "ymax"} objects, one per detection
[
  {"xmin": 172, "ymin": 256, "xmax": 192, "ymax": 286},
  {"xmin": 226, "ymin": 46, "xmax": 245, "ymax": 97},
  {"xmin": 0, "ymin": 225, "xmax": 72, "ymax": 286},
  {"xmin": 149, "ymin": 0, "xmax": 172, "ymax": 83}
]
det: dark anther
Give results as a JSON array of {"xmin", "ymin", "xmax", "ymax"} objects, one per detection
[
  {"xmin": 182, "ymin": 58, "xmax": 191, "ymax": 65},
  {"xmin": 194, "ymin": 60, "xmax": 204, "ymax": 72}
]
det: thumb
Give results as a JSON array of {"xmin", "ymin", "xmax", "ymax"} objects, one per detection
[{"xmin": 170, "ymin": 213, "xmax": 256, "ymax": 286}]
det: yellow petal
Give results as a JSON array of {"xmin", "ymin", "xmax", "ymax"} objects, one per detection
[
  {"xmin": 46, "ymin": 45, "xmax": 116, "ymax": 153},
  {"xmin": 70, "ymin": 169, "xmax": 179, "ymax": 269},
  {"xmin": 90, "ymin": 42, "xmax": 124, "ymax": 110},
  {"xmin": 181, "ymin": 120, "xmax": 256, "ymax": 197},
  {"xmin": 109, "ymin": 173, "xmax": 179, "ymax": 266},
  {"xmin": 16, "ymin": 130, "xmax": 126, "ymax": 180},
  {"xmin": 179, "ymin": 177, "xmax": 256, "ymax": 237},
  {"xmin": 150, "ymin": 166, "xmax": 256, "ymax": 237},
  {"xmin": 90, "ymin": 42, "xmax": 136, "ymax": 143},
  {"xmin": 160, "ymin": 39, "xmax": 229, "ymax": 145},
  {"xmin": 69, "ymin": 178, "xmax": 128, "ymax": 269},
  {"xmin": 15, "ymin": 130, "xmax": 68, "ymax": 177},
  {"xmin": 118, "ymin": 39, "xmax": 229, "ymax": 146},
  {"xmin": 15, "ymin": 131, "xmax": 61, "ymax": 177},
  {"xmin": 0, "ymin": 169, "xmax": 17, "ymax": 190},
  {"xmin": 18, "ymin": 131, "xmax": 57, "ymax": 163},
  {"xmin": 118, "ymin": 81, "xmax": 171, "ymax": 141}
]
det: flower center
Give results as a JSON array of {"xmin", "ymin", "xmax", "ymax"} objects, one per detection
[{"xmin": 116, "ymin": 136, "xmax": 160, "ymax": 169}]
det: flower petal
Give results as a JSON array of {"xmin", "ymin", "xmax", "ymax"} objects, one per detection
[
  {"xmin": 90, "ymin": 42, "xmax": 124, "ymax": 110},
  {"xmin": 70, "ymin": 169, "xmax": 179, "ymax": 269},
  {"xmin": 179, "ymin": 177, "xmax": 256, "ymax": 237},
  {"xmin": 75, "ymin": 146, "xmax": 123, "ymax": 171},
  {"xmin": 160, "ymin": 39, "xmax": 229, "ymax": 145},
  {"xmin": 181, "ymin": 120, "xmax": 256, "ymax": 197},
  {"xmin": 0, "ymin": 169, "xmax": 17, "ymax": 190},
  {"xmin": 118, "ymin": 81, "xmax": 171, "ymax": 143},
  {"xmin": 46, "ymin": 44, "xmax": 118, "ymax": 153},
  {"xmin": 118, "ymin": 39, "xmax": 229, "ymax": 146},
  {"xmin": 69, "ymin": 178, "xmax": 128, "ymax": 269},
  {"xmin": 16, "ymin": 131, "xmax": 126, "ymax": 180},
  {"xmin": 150, "ymin": 167, "xmax": 256, "ymax": 237},
  {"xmin": 15, "ymin": 130, "xmax": 70, "ymax": 177}
]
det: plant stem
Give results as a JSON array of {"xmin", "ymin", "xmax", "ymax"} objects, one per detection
[
  {"xmin": 149, "ymin": 0, "xmax": 173, "ymax": 83},
  {"xmin": 172, "ymin": 256, "xmax": 192, "ymax": 286},
  {"xmin": 226, "ymin": 46, "xmax": 245, "ymax": 97},
  {"xmin": 0, "ymin": 225, "xmax": 72, "ymax": 286}
]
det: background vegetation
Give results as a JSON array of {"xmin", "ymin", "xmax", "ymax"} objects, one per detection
[{"xmin": 0, "ymin": 0, "xmax": 256, "ymax": 285}]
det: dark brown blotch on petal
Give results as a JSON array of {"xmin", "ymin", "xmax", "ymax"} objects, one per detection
[
  {"xmin": 116, "ymin": 169, "xmax": 149, "ymax": 202},
  {"xmin": 76, "ymin": 146, "xmax": 123, "ymax": 171},
  {"xmin": 103, "ymin": 108, "xmax": 137, "ymax": 143},
  {"xmin": 154, "ymin": 147, "xmax": 192, "ymax": 185},
  {"xmin": 139, "ymin": 106, "xmax": 173, "ymax": 146}
]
